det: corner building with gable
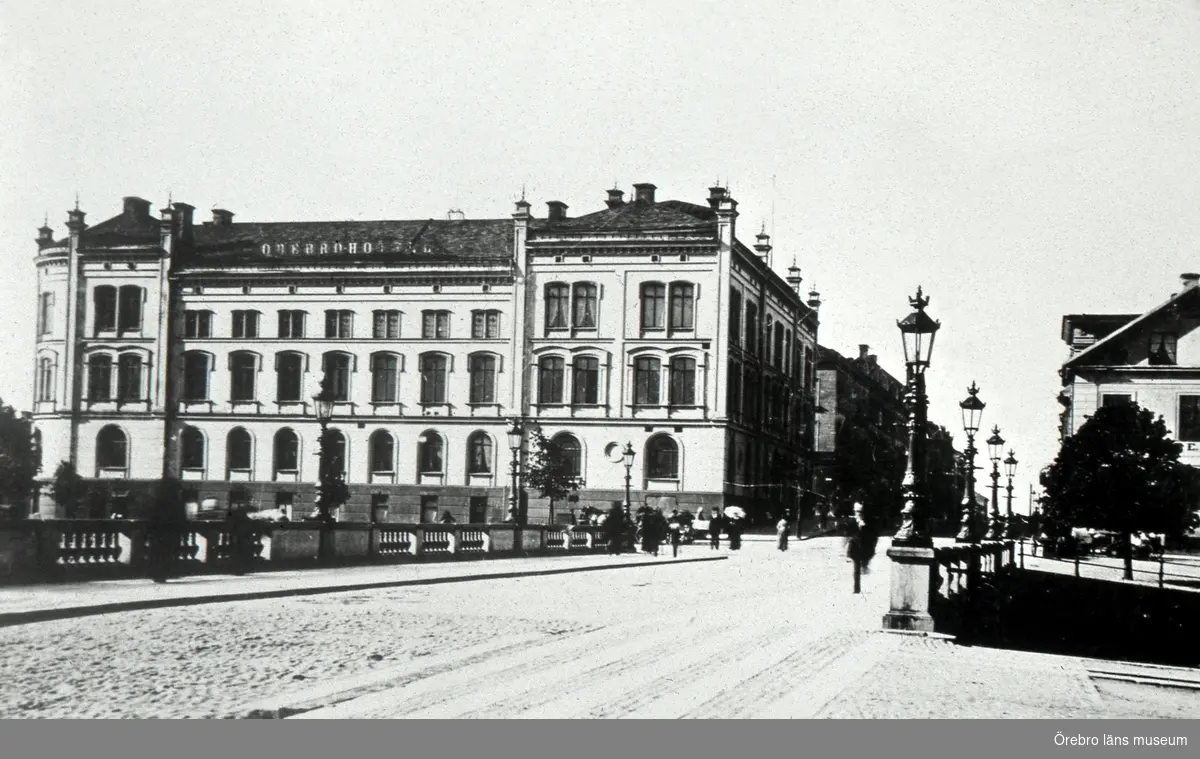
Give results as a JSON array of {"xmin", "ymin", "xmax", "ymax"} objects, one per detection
[{"xmin": 30, "ymin": 183, "xmax": 820, "ymax": 524}]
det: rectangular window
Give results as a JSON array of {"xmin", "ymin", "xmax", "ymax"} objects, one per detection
[
  {"xmin": 804, "ymin": 347, "xmax": 813, "ymax": 390},
  {"xmin": 669, "ymin": 357, "xmax": 696, "ymax": 406},
  {"xmin": 641, "ymin": 283, "xmax": 666, "ymax": 330},
  {"xmin": 669, "ymin": 283, "xmax": 694, "ymax": 330},
  {"xmin": 88, "ymin": 356, "xmax": 112, "ymax": 401},
  {"xmin": 117, "ymin": 355, "xmax": 142, "ymax": 401},
  {"xmin": 183, "ymin": 353, "xmax": 209, "ymax": 401},
  {"xmin": 1102, "ymin": 394, "xmax": 1132, "ymax": 408},
  {"xmin": 94, "ymin": 287, "xmax": 117, "ymax": 334},
  {"xmin": 117, "ymin": 286, "xmax": 143, "ymax": 332},
  {"xmin": 634, "ymin": 357, "xmax": 661, "ymax": 406},
  {"xmin": 728, "ymin": 361, "xmax": 742, "ymax": 418},
  {"xmin": 538, "ymin": 357, "xmax": 564, "ymax": 404},
  {"xmin": 573, "ymin": 356, "xmax": 599, "ymax": 404},
  {"xmin": 472, "ymin": 310, "xmax": 500, "ymax": 339},
  {"xmin": 1149, "ymin": 332, "xmax": 1177, "ymax": 366},
  {"xmin": 324, "ymin": 354, "xmax": 351, "ymax": 401},
  {"xmin": 422, "ymin": 311, "xmax": 450, "ymax": 339},
  {"xmin": 545, "ymin": 284, "xmax": 569, "ymax": 330},
  {"xmin": 373, "ymin": 310, "xmax": 401, "ymax": 339},
  {"xmin": 469, "ymin": 354, "xmax": 497, "ymax": 403},
  {"xmin": 37, "ymin": 293, "xmax": 54, "ymax": 337},
  {"xmin": 371, "ymin": 354, "xmax": 399, "ymax": 403},
  {"xmin": 1180, "ymin": 396, "xmax": 1200, "ymax": 441},
  {"xmin": 278, "ymin": 310, "xmax": 305, "ymax": 338},
  {"xmin": 420, "ymin": 355, "xmax": 448, "ymax": 404},
  {"xmin": 184, "ymin": 311, "xmax": 212, "ymax": 338},
  {"xmin": 325, "ymin": 310, "xmax": 353, "ymax": 338},
  {"xmin": 230, "ymin": 353, "xmax": 257, "ymax": 402},
  {"xmin": 232, "ymin": 310, "xmax": 259, "ymax": 339},
  {"xmin": 573, "ymin": 283, "xmax": 597, "ymax": 329}
]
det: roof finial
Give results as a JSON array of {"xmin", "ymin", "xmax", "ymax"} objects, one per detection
[
  {"xmin": 74, "ymin": 193, "xmax": 79, "ymax": 210},
  {"xmin": 520, "ymin": 184, "xmax": 526, "ymax": 202},
  {"xmin": 168, "ymin": 189, "xmax": 173, "ymax": 206},
  {"xmin": 43, "ymin": 213, "xmax": 48, "ymax": 227}
]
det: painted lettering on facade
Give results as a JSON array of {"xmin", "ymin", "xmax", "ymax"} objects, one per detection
[{"xmin": 258, "ymin": 240, "xmax": 432, "ymax": 257}]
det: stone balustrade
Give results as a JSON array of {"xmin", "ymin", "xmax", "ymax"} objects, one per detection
[
  {"xmin": 930, "ymin": 540, "xmax": 1016, "ymax": 635},
  {"xmin": 0, "ymin": 520, "xmax": 609, "ymax": 585}
]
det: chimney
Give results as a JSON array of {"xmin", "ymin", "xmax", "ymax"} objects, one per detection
[
  {"xmin": 606, "ymin": 188, "xmax": 625, "ymax": 209},
  {"xmin": 868, "ymin": 354, "xmax": 878, "ymax": 366},
  {"xmin": 633, "ymin": 183, "xmax": 656, "ymax": 205},
  {"xmin": 211, "ymin": 208, "xmax": 234, "ymax": 227},
  {"xmin": 546, "ymin": 201, "xmax": 569, "ymax": 223},
  {"xmin": 1181, "ymin": 272, "xmax": 1200, "ymax": 290},
  {"xmin": 172, "ymin": 202, "xmax": 195, "ymax": 244},
  {"xmin": 36, "ymin": 221, "xmax": 55, "ymax": 249},
  {"xmin": 123, "ymin": 196, "xmax": 152, "ymax": 219},
  {"xmin": 707, "ymin": 186, "xmax": 727, "ymax": 209},
  {"xmin": 446, "ymin": 209, "xmax": 465, "ymax": 221},
  {"xmin": 753, "ymin": 230, "xmax": 772, "ymax": 259},
  {"xmin": 859, "ymin": 344, "xmax": 869, "ymax": 359}
]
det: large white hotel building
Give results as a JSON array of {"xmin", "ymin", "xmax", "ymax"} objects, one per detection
[{"xmin": 31, "ymin": 182, "xmax": 820, "ymax": 523}]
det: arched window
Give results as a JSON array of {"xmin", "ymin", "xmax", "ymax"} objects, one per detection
[
  {"xmin": 552, "ymin": 433, "xmax": 582, "ymax": 478},
  {"xmin": 274, "ymin": 428, "xmax": 300, "ymax": 473},
  {"xmin": 633, "ymin": 356, "xmax": 661, "ymax": 406},
  {"xmin": 545, "ymin": 282, "xmax": 569, "ymax": 330},
  {"xmin": 371, "ymin": 353, "xmax": 399, "ymax": 403},
  {"xmin": 420, "ymin": 353, "xmax": 448, "ymax": 404},
  {"xmin": 117, "ymin": 285, "xmax": 144, "ymax": 332},
  {"xmin": 325, "ymin": 429, "xmax": 346, "ymax": 477},
  {"xmin": 538, "ymin": 356, "xmax": 564, "ymax": 404},
  {"xmin": 669, "ymin": 282, "xmax": 694, "ymax": 330},
  {"xmin": 227, "ymin": 428, "xmax": 252, "ymax": 472},
  {"xmin": 322, "ymin": 352, "xmax": 352, "ymax": 401},
  {"xmin": 276, "ymin": 352, "xmax": 305, "ymax": 402},
  {"xmin": 87, "ymin": 354, "xmax": 113, "ymax": 401},
  {"xmin": 37, "ymin": 357, "xmax": 55, "ymax": 402},
  {"xmin": 773, "ymin": 322, "xmax": 784, "ymax": 370},
  {"xmin": 467, "ymin": 431, "xmax": 493, "ymax": 475},
  {"xmin": 182, "ymin": 351, "xmax": 210, "ymax": 401},
  {"xmin": 418, "ymin": 431, "xmax": 444, "ymax": 474},
  {"xmin": 640, "ymin": 283, "xmax": 666, "ymax": 330},
  {"xmin": 469, "ymin": 354, "xmax": 497, "ymax": 404},
  {"xmin": 572, "ymin": 356, "xmax": 599, "ymax": 405},
  {"xmin": 573, "ymin": 282, "xmax": 597, "ymax": 328},
  {"xmin": 669, "ymin": 356, "xmax": 697, "ymax": 406},
  {"xmin": 93, "ymin": 286, "xmax": 117, "ymax": 334},
  {"xmin": 117, "ymin": 354, "xmax": 143, "ymax": 401},
  {"xmin": 646, "ymin": 435, "xmax": 679, "ymax": 480},
  {"xmin": 230, "ymin": 351, "xmax": 258, "ymax": 402},
  {"xmin": 96, "ymin": 425, "xmax": 127, "ymax": 471},
  {"xmin": 181, "ymin": 426, "xmax": 206, "ymax": 470},
  {"xmin": 370, "ymin": 430, "xmax": 395, "ymax": 474}
]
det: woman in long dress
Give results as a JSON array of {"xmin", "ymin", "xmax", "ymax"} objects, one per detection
[{"xmin": 776, "ymin": 516, "xmax": 790, "ymax": 551}]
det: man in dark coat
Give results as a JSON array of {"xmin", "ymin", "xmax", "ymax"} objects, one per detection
[
  {"xmin": 708, "ymin": 510, "xmax": 724, "ymax": 550},
  {"xmin": 604, "ymin": 503, "xmax": 626, "ymax": 555},
  {"xmin": 846, "ymin": 502, "xmax": 878, "ymax": 594}
]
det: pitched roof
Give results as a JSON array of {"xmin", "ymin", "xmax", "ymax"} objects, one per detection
[
  {"xmin": 1063, "ymin": 286, "xmax": 1200, "ymax": 368},
  {"xmin": 78, "ymin": 208, "xmax": 160, "ymax": 247},
  {"xmin": 186, "ymin": 218, "xmax": 513, "ymax": 266},
  {"xmin": 536, "ymin": 200, "xmax": 716, "ymax": 233}
]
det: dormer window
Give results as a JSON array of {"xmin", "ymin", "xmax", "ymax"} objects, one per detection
[{"xmin": 1149, "ymin": 332, "xmax": 1177, "ymax": 366}]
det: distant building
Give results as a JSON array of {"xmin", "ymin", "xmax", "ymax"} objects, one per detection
[
  {"xmin": 31, "ymin": 183, "xmax": 820, "ymax": 523},
  {"xmin": 1060, "ymin": 273, "xmax": 1200, "ymax": 469},
  {"xmin": 812, "ymin": 344, "xmax": 907, "ymax": 518}
]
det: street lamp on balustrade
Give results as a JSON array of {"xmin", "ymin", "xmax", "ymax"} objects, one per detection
[
  {"xmin": 956, "ymin": 383, "xmax": 985, "ymax": 544},
  {"xmin": 1003, "ymin": 450, "xmax": 1018, "ymax": 539},
  {"xmin": 985, "ymin": 426, "xmax": 1005, "ymax": 540},
  {"xmin": 891, "ymin": 287, "xmax": 941, "ymax": 546},
  {"xmin": 312, "ymin": 376, "xmax": 337, "ymax": 562},
  {"xmin": 507, "ymin": 418, "xmax": 523, "ymax": 524}
]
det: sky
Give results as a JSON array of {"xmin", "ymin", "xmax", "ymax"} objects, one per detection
[{"xmin": 3, "ymin": 0, "xmax": 1200, "ymax": 513}]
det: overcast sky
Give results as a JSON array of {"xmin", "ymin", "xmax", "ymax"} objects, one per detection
[{"xmin": 4, "ymin": 0, "xmax": 1200, "ymax": 511}]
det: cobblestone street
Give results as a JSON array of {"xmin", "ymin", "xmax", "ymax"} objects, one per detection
[{"xmin": 1, "ymin": 537, "xmax": 1196, "ymax": 719}]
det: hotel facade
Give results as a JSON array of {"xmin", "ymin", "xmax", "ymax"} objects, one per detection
[{"xmin": 31, "ymin": 183, "xmax": 820, "ymax": 524}]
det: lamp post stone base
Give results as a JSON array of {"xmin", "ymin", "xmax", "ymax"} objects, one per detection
[{"xmin": 882, "ymin": 545, "xmax": 937, "ymax": 633}]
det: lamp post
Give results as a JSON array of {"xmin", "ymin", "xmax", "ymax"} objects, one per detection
[
  {"xmin": 1003, "ymin": 450, "xmax": 1018, "ymax": 539},
  {"xmin": 985, "ymin": 426, "xmax": 1005, "ymax": 540},
  {"xmin": 892, "ymin": 287, "xmax": 940, "ymax": 546},
  {"xmin": 312, "ymin": 376, "xmax": 337, "ymax": 562},
  {"xmin": 622, "ymin": 442, "xmax": 636, "ymax": 553},
  {"xmin": 507, "ymin": 418, "xmax": 523, "ymax": 524},
  {"xmin": 883, "ymin": 288, "xmax": 941, "ymax": 632},
  {"xmin": 955, "ymin": 383, "xmax": 985, "ymax": 543}
]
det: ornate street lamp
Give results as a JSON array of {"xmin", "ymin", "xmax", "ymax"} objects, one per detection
[
  {"xmin": 622, "ymin": 442, "xmax": 636, "ymax": 513},
  {"xmin": 985, "ymin": 425, "xmax": 1005, "ymax": 540},
  {"xmin": 312, "ymin": 376, "xmax": 337, "ymax": 562},
  {"xmin": 1003, "ymin": 449, "xmax": 1018, "ymax": 539},
  {"xmin": 892, "ymin": 287, "xmax": 941, "ymax": 546},
  {"xmin": 507, "ymin": 418, "xmax": 523, "ymax": 523},
  {"xmin": 956, "ymin": 383, "xmax": 985, "ymax": 543}
]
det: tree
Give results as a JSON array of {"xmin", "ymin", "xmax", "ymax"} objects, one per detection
[
  {"xmin": 523, "ymin": 429, "xmax": 583, "ymax": 524},
  {"xmin": 50, "ymin": 461, "xmax": 88, "ymax": 519},
  {"xmin": 1042, "ymin": 402, "xmax": 1200, "ymax": 579},
  {"xmin": 0, "ymin": 398, "xmax": 41, "ymax": 519}
]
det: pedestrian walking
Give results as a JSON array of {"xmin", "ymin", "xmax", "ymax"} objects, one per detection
[
  {"xmin": 668, "ymin": 509, "xmax": 683, "ymax": 558},
  {"xmin": 708, "ymin": 510, "xmax": 723, "ymax": 550},
  {"xmin": 845, "ymin": 502, "xmax": 878, "ymax": 594},
  {"xmin": 776, "ymin": 515, "xmax": 790, "ymax": 552},
  {"xmin": 604, "ymin": 503, "xmax": 626, "ymax": 555}
]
